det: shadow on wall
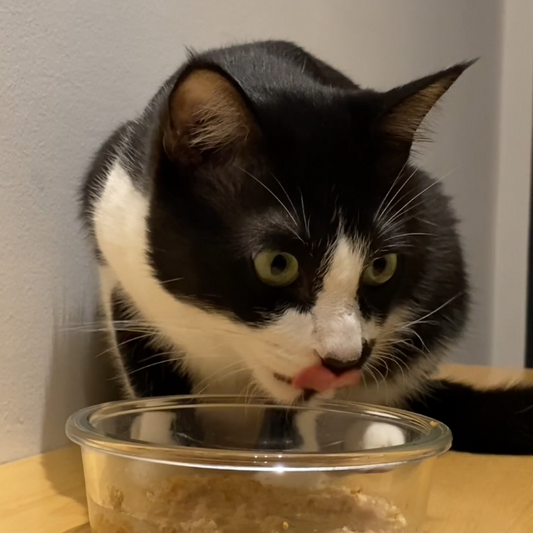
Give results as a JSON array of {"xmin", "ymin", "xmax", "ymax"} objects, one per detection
[{"xmin": 41, "ymin": 301, "xmax": 119, "ymax": 506}]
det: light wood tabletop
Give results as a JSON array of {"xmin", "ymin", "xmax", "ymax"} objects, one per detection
[{"xmin": 1, "ymin": 365, "xmax": 532, "ymax": 533}]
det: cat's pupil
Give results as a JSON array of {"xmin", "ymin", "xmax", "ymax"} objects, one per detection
[
  {"xmin": 271, "ymin": 254, "xmax": 288, "ymax": 275},
  {"xmin": 373, "ymin": 258, "xmax": 387, "ymax": 274}
]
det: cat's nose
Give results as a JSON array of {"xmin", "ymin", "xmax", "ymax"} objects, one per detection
[
  {"xmin": 322, "ymin": 357, "xmax": 359, "ymax": 375},
  {"xmin": 321, "ymin": 341, "xmax": 373, "ymax": 375}
]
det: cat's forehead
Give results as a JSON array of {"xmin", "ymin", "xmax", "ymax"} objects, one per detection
[
  {"xmin": 262, "ymin": 142, "xmax": 387, "ymax": 224},
  {"xmin": 234, "ymin": 159, "xmax": 416, "ymax": 267},
  {"xmin": 239, "ymin": 165, "xmax": 386, "ymax": 244},
  {"xmin": 240, "ymin": 199, "xmax": 375, "ymax": 260}
]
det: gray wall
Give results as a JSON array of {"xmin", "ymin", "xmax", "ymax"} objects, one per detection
[{"xmin": 0, "ymin": 0, "xmax": 505, "ymax": 463}]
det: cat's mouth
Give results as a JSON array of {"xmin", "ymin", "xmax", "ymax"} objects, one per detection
[
  {"xmin": 273, "ymin": 372, "xmax": 293, "ymax": 385},
  {"xmin": 273, "ymin": 366, "xmax": 361, "ymax": 393}
]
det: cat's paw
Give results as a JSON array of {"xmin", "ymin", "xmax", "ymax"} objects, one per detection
[
  {"xmin": 344, "ymin": 421, "xmax": 406, "ymax": 450},
  {"xmin": 128, "ymin": 412, "xmax": 176, "ymax": 485},
  {"xmin": 361, "ymin": 421, "xmax": 406, "ymax": 449},
  {"xmin": 130, "ymin": 411, "xmax": 175, "ymax": 444}
]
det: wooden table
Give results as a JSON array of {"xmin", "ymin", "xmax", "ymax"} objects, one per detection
[{"xmin": 1, "ymin": 365, "xmax": 532, "ymax": 533}]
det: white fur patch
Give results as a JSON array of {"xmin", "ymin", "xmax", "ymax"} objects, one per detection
[{"xmin": 313, "ymin": 235, "xmax": 366, "ymax": 362}]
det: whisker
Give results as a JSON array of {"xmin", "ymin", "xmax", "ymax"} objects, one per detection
[
  {"xmin": 363, "ymin": 364, "xmax": 380, "ymax": 390},
  {"xmin": 375, "ymin": 354, "xmax": 407, "ymax": 383},
  {"xmin": 378, "ymin": 199, "xmax": 430, "ymax": 238},
  {"xmin": 95, "ymin": 332, "xmax": 158, "ymax": 359},
  {"xmin": 125, "ymin": 354, "xmax": 185, "ymax": 375},
  {"xmin": 193, "ymin": 360, "xmax": 248, "ymax": 394},
  {"xmin": 400, "ymin": 294, "xmax": 462, "ymax": 330},
  {"xmin": 382, "ymin": 167, "xmax": 458, "ymax": 229},
  {"xmin": 236, "ymin": 165, "xmax": 304, "ymax": 242},
  {"xmin": 158, "ymin": 277, "xmax": 184, "ymax": 285},
  {"xmin": 298, "ymin": 188, "xmax": 311, "ymax": 237},
  {"xmin": 270, "ymin": 172, "xmax": 298, "ymax": 220},
  {"xmin": 376, "ymin": 159, "xmax": 418, "ymax": 223},
  {"xmin": 382, "ymin": 232, "xmax": 435, "ymax": 242},
  {"xmin": 73, "ymin": 317, "xmax": 256, "ymax": 339}
]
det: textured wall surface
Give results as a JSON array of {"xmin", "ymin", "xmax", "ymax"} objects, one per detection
[{"xmin": 0, "ymin": 0, "xmax": 505, "ymax": 463}]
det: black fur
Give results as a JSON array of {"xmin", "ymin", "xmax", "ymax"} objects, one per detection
[
  {"xmin": 406, "ymin": 380, "xmax": 533, "ymax": 455},
  {"xmin": 81, "ymin": 40, "xmax": 533, "ymax": 455}
]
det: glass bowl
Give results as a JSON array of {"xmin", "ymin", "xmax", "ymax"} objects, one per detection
[{"xmin": 66, "ymin": 395, "xmax": 451, "ymax": 533}]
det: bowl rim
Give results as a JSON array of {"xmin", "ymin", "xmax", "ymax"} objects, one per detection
[{"xmin": 66, "ymin": 395, "xmax": 452, "ymax": 472}]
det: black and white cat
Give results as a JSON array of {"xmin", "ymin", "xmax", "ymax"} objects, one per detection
[{"xmin": 81, "ymin": 41, "xmax": 533, "ymax": 455}]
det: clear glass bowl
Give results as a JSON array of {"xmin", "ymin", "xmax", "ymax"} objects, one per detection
[{"xmin": 66, "ymin": 395, "xmax": 451, "ymax": 533}]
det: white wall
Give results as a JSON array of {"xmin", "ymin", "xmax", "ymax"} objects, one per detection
[
  {"xmin": 0, "ymin": 0, "xmax": 510, "ymax": 463},
  {"xmin": 490, "ymin": 0, "xmax": 533, "ymax": 367}
]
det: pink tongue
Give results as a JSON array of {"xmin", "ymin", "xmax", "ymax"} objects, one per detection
[{"xmin": 293, "ymin": 365, "xmax": 361, "ymax": 393}]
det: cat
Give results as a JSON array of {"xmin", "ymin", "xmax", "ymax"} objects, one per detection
[{"xmin": 81, "ymin": 40, "xmax": 533, "ymax": 455}]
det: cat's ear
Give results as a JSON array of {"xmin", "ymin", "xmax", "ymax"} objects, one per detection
[
  {"xmin": 163, "ymin": 68, "xmax": 257, "ymax": 165},
  {"xmin": 376, "ymin": 60, "xmax": 476, "ymax": 159}
]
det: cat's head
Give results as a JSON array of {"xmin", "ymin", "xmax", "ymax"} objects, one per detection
[{"xmin": 148, "ymin": 46, "xmax": 470, "ymax": 402}]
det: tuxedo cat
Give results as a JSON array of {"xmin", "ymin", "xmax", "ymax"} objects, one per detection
[{"xmin": 81, "ymin": 41, "xmax": 533, "ymax": 454}]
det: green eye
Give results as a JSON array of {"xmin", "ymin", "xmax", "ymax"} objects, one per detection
[
  {"xmin": 254, "ymin": 251, "xmax": 299, "ymax": 287},
  {"xmin": 362, "ymin": 254, "xmax": 398, "ymax": 286}
]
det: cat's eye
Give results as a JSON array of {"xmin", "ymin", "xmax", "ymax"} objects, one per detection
[
  {"xmin": 362, "ymin": 254, "xmax": 398, "ymax": 286},
  {"xmin": 253, "ymin": 251, "xmax": 299, "ymax": 287}
]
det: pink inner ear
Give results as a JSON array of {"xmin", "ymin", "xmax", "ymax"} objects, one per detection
[
  {"xmin": 293, "ymin": 365, "xmax": 361, "ymax": 392},
  {"xmin": 167, "ymin": 69, "xmax": 255, "ymax": 157}
]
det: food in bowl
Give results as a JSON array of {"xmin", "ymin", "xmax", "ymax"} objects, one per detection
[
  {"xmin": 89, "ymin": 472, "xmax": 407, "ymax": 533},
  {"xmin": 66, "ymin": 396, "xmax": 451, "ymax": 533}
]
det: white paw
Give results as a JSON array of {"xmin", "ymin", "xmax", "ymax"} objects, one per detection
[
  {"xmin": 128, "ymin": 412, "xmax": 177, "ymax": 486},
  {"xmin": 294, "ymin": 410, "xmax": 320, "ymax": 452},
  {"xmin": 344, "ymin": 421, "xmax": 406, "ymax": 451},
  {"xmin": 361, "ymin": 422, "xmax": 406, "ymax": 449},
  {"xmin": 130, "ymin": 411, "xmax": 175, "ymax": 444}
]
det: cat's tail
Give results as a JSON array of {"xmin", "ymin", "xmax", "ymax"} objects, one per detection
[{"xmin": 405, "ymin": 379, "xmax": 533, "ymax": 455}]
